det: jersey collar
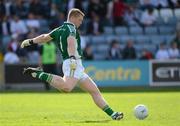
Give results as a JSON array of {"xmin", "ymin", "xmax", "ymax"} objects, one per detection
[{"xmin": 64, "ymin": 21, "xmax": 76, "ymax": 27}]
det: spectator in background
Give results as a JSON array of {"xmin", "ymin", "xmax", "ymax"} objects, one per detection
[
  {"xmin": 9, "ymin": 34, "xmax": 28, "ymax": 61},
  {"xmin": 87, "ymin": 0, "xmax": 107, "ymax": 19},
  {"xmin": 122, "ymin": 39, "xmax": 136, "ymax": 59},
  {"xmin": 26, "ymin": 25, "xmax": 40, "ymax": 64},
  {"xmin": 139, "ymin": 48, "xmax": 153, "ymax": 60},
  {"xmin": 113, "ymin": 0, "xmax": 128, "ymax": 26},
  {"xmin": 140, "ymin": 7, "xmax": 157, "ymax": 26},
  {"xmin": 27, "ymin": 45, "xmax": 40, "ymax": 64},
  {"xmin": 151, "ymin": 0, "xmax": 168, "ymax": 9},
  {"xmin": 168, "ymin": 42, "xmax": 180, "ymax": 59},
  {"xmin": 50, "ymin": 2, "xmax": 59, "ymax": 18},
  {"xmin": 26, "ymin": 13, "xmax": 40, "ymax": 30},
  {"xmin": 8, "ymin": 34, "xmax": 19, "ymax": 52},
  {"xmin": 49, "ymin": 11, "xmax": 65, "ymax": 29},
  {"xmin": 67, "ymin": 0, "xmax": 84, "ymax": 12},
  {"xmin": 27, "ymin": 26, "xmax": 39, "ymax": 39},
  {"xmin": 0, "ymin": 16, "xmax": 11, "ymax": 48},
  {"xmin": 173, "ymin": 30, "xmax": 180, "ymax": 49},
  {"xmin": 0, "ymin": 0, "xmax": 6, "ymax": 19},
  {"xmin": 106, "ymin": 0, "xmax": 115, "ymax": 26},
  {"xmin": 4, "ymin": 0, "xmax": 12, "ymax": 16},
  {"xmin": 108, "ymin": 40, "xmax": 122, "ymax": 60},
  {"xmin": 15, "ymin": 43, "xmax": 28, "ymax": 62},
  {"xmin": 155, "ymin": 43, "xmax": 169, "ymax": 60},
  {"xmin": 29, "ymin": 0, "xmax": 44, "ymax": 18},
  {"xmin": 10, "ymin": 0, "xmax": 29, "ymax": 19},
  {"xmin": 0, "ymin": 16, "xmax": 11, "ymax": 36},
  {"xmin": 41, "ymin": 0, "xmax": 51, "ymax": 19},
  {"xmin": 87, "ymin": 13, "xmax": 103, "ymax": 35},
  {"xmin": 39, "ymin": 42, "xmax": 57, "ymax": 90},
  {"xmin": 4, "ymin": 46, "xmax": 19, "ymax": 64},
  {"xmin": 49, "ymin": 2, "xmax": 67, "ymax": 28},
  {"xmin": 10, "ymin": 15, "xmax": 28, "ymax": 38},
  {"xmin": 83, "ymin": 44, "xmax": 94, "ymax": 60},
  {"xmin": 124, "ymin": 5, "xmax": 139, "ymax": 26},
  {"xmin": 139, "ymin": 0, "xmax": 154, "ymax": 10},
  {"xmin": 168, "ymin": 0, "xmax": 180, "ymax": 9},
  {"xmin": 51, "ymin": 0, "xmax": 66, "ymax": 14},
  {"xmin": 80, "ymin": 36, "xmax": 88, "ymax": 50}
]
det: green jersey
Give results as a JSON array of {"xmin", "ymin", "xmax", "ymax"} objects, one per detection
[{"xmin": 49, "ymin": 22, "xmax": 82, "ymax": 60}]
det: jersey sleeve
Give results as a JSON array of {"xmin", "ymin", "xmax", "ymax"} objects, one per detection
[
  {"xmin": 49, "ymin": 28, "xmax": 59, "ymax": 40},
  {"xmin": 67, "ymin": 25, "xmax": 76, "ymax": 38}
]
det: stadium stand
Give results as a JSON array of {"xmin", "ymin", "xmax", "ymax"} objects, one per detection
[
  {"xmin": 114, "ymin": 26, "xmax": 129, "ymax": 35},
  {"xmin": 159, "ymin": 26, "xmax": 175, "ymax": 35},
  {"xmin": 135, "ymin": 35, "xmax": 150, "ymax": 44},
  {"xmin": 174, "ymin": 8, "xmax": 180, "ymax": 20},
  {"xmin": 129, "ymin": 26, "xmax": 144, "ymax": 35},
  {"xmin": 159, "ymin": 8, "xmax": 174, "ymax": 22},
  {"xmin": 0, "ymin": 0, "xmax": 179, "ymax": 62},
  {"xmin": 104, "ymin": 26, "xmax": 114, "ymax": 35},
  {"xmin": 144, "ymin": 26, "xmax": 158, "ymax": 35}
]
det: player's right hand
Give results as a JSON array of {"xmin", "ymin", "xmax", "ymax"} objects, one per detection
[
  {"xmin": 69, "ymin": 56, "xmax": 77, "ymax": 70},
  {"xmin": 21, "ymin": 39, "xmax": 32, "ymax": 48}
]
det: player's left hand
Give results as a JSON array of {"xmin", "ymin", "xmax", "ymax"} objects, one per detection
[{"xmin": 21, "ymin": 39, "xmax": 33, "ymax": 48}]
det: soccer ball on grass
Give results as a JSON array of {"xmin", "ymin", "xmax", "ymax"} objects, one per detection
[{"xmin": 134, "ymin": 104, "xmax": 148, "ymax": 120}]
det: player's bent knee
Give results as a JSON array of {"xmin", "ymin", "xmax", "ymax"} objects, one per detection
[{"xmin": 62, "ymin": 87, "xmax": 73, "ymax": 93}]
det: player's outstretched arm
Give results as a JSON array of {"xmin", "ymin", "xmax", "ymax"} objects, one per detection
[
  {"xmin": 67, "ymin": 36, "xmax": 77, "ymax": 70},
  {"xmin": 67, "ymin": 36, "xmax": 76, "ymax": 57},
  {"xmin": 21, "ymin": 34, "xmax": 52, "ymax": 48}
]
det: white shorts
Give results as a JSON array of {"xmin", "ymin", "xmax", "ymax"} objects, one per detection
[{"xmin": 62, "ymin": 59, "xmax": 88, "ymax": 80}]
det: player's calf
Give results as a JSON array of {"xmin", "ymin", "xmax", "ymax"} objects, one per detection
[{"xmin": 23, "ymin": 67, "xmax": 76, "ymax": 93}]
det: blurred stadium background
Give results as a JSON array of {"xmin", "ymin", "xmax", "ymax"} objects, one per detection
[
  {"xmin": 0, "ymin": 0, "xmax": 180, "ymax": 90},
  {"xmin": 0, "ymin": 0, "xmax": 180, "ymax": 126}
]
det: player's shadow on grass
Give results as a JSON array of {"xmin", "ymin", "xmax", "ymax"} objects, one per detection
[{"xmin": 66, "ymin": 120, "xmax": 111, "ymax": 123}]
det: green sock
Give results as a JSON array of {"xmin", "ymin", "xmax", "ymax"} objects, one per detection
[
  {"xmin": 34, "ymin": 71, "xmax": 53, "ymax": 83},
  {"xmin": 102, "ymin": 105, "xmax": 115, "ymax": 116}
]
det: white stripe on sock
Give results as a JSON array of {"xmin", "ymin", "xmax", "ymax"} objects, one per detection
[
  {"xmin": 111, "ymin": 112, "xmax": 117, "ymax": 117},
  {"xmin": 39, "ymin": 73, "xmax": 44, "ymax": 78}
]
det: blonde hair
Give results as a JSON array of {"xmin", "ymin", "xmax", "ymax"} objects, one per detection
[{"xmin": 68, "ymin": 8, "xmax": 85, "ymax": 19}]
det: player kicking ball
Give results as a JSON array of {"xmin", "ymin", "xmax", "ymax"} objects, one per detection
[{"xmin": 21, "ymin": 8, "xmax": 123, "ymax": 120}]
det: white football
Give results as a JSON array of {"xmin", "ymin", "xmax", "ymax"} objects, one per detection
[{"xmin": 134, "ymin": 104, "xmax": 148, "ymax": 120}]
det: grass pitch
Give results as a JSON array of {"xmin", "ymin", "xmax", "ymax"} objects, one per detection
[{"xmin": 0, "ymin": 91, "xmax": 180, "ymax": 126}]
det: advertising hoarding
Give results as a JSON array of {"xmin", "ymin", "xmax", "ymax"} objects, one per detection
[
  {"xmin": 84, "ymin": 61, "xmax": 149, "ymax": 87},
  {"xmin": 150, "ymin": 60, "xmax": 180, "ymax": 86},
  {"xmin": 0, "ymin": 63, "xmax": 4, "ymax": 86}
]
